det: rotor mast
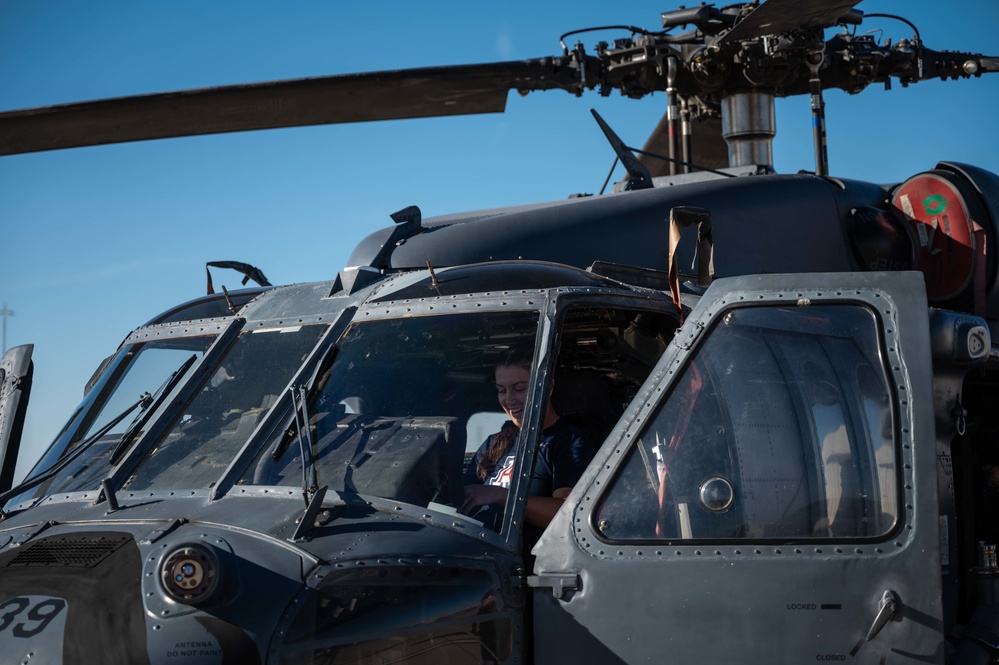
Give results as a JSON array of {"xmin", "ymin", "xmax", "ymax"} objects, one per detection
[{"xmin": 721, "ymin": 93, "xmax": 776, "ymax": 169}]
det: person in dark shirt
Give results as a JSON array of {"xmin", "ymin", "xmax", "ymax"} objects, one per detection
[{"xmin": 461, "ymin": 349, "xmax": 594, "ymax": 530}]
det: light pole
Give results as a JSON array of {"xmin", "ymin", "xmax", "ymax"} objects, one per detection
[{"xmin": 1, "ymin": 303, "xmax": 12, "ymax": 354}]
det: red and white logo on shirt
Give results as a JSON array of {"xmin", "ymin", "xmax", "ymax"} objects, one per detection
[{"xmin": 489, "ymin": 455, "xmax": 516, "ymax": 489}]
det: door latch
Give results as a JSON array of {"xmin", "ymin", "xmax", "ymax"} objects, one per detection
[{"xmin": 866, "ymin": 589, "xmax": 900, "ymax": 641}]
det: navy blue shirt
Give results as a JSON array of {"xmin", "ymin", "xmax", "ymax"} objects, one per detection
[{"xmin": 465, "ymin": 418, "xmax": 594, "ymax": 496}]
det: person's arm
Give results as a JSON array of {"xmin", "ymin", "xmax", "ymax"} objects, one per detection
[
  {"xmin": 523, "ymin": 486, "xmax": 571, "ymax": 529},
  {"xmin": 523, "ymin": 421, "xmax": 595, "ymax": 528},
  {"xmin": 461, "ymin": 485, "xmax": 570, "ymax": 529},
  {"xmin": 461, "ymin": 483, "xmax": 507, "ymax": 515}
]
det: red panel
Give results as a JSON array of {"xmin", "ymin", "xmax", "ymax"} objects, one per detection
[{"xmin": 892, "ymin": 173, "xmax": 975, "ymax": 302}]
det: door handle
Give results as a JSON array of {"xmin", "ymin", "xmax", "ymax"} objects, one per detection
[
  {"xmin": 866, "ymin": 589, "xmax": 899, "ymax": 641},
  {"xmin": 527, "ymin": 572, "xmax": 579, "ymax": 600}
]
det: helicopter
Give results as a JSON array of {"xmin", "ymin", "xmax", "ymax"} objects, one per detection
[{"xmin": 1, "ymin": 0, "xmax": 999, "ymax": 662}]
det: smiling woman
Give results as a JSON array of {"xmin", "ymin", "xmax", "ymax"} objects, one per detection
[{"xmin": 462, "ymin": 347, "xmax": 594, "ymax": 531}]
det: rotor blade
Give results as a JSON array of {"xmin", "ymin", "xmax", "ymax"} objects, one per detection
[
  {"xmin": 717, "ymin": 0, "xmax": 861, "ymax": 45},
  {"xmin": 638, "ymin": 112, "xmax": 728, "ymax": 177},
  {"xmin": 0, "ymin": 58, "xmax": 572, "ymax": 156}
]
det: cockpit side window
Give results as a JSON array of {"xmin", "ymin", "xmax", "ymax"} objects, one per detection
[
  {"xmin": 595, "ymin": 304, "xmax": 897, "ymax": 543},
  {"xmin": 551, "ymin": 306, "xmax": 676, "ymax": 449},
  {"xmin": 7, "ymin": 337, "xmax": 212, "ymax": 505},
  {"xmin": 83, "ymin": 346, "xmax": 203, "ymax": 441}
]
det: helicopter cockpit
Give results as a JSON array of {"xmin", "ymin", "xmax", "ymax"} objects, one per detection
[{"xmin": 2, "ymin": 262, "xmax": 678, "ymax": 538}]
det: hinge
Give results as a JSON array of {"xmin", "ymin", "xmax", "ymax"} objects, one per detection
[
  {"xmin": 527, "ymin": 572, "xmax": 580, "ymax": 599},
  {"xmin": 673, "ymin": 321, "xmax": 705, "ymax": 351},
  {"xmin": 140, "ymin": 518, "xmax": 189, "ymax": 545}
]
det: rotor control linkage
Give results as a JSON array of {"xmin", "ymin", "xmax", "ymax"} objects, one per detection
[{"xmin": 806, "ymin": 49, "xmax": 828, "ymax": 176}]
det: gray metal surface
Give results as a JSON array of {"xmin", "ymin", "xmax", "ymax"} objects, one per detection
[{"xmin": 532, "ymin": 271, "xmax": 942, "ymax": 663}]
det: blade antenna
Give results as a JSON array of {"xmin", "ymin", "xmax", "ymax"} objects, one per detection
[{"xmin": 589, "ymin": 109, "xmax": 652, "ymax": 190}]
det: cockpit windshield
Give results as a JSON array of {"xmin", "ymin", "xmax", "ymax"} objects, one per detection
[
  {"xmin": 5, "ymin": 294, "xmax": 672, "ymax": 519},
  {"xmin": 123, "ymin": 324, "xmax": 326, "ymax": 491},
  {"xmin": 241, "ymin": 311, "xmax": 542, "ymax": 508}
]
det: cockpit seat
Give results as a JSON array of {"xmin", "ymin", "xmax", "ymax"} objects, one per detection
[{"xmin": 552, "ymin": 370, "xmax": 622, "ymax": 448}]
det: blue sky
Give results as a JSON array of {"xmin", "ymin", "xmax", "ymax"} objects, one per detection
[{"xmin": 1, "ymin": 0, "xmax": 997, "ymax": 480}]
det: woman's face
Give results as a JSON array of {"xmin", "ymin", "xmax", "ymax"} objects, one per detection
[{"xmin": 495, "ymin": 363, "xmax": 531, "ymax": 427}]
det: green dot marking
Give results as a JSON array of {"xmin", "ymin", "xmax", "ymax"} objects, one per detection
[{"xmin": 924, "ymin": 194, "xmax": 947, "ymax": 215}]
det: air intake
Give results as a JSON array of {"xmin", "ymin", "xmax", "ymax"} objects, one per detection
[{"xmin": 7, "ymin": 534, "xmax": 130, "ymax": 568}]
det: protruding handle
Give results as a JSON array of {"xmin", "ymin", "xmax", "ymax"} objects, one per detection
[{"xmin": 866, "ymin": 589, "xmax": 899, "ymax": 641}]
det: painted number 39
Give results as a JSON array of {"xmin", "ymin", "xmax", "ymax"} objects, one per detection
[{"xmin": 0, "ymin": 597, "xmax": 66, "ymax": 638}]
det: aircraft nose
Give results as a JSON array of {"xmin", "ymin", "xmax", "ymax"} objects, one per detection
[{"xmin": 0, "ymin": 531, "xmax": 151, "ymax": 663}]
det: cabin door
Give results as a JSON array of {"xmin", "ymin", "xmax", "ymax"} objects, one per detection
[{"xmin": 531, "ymin": 272, "xmax": 944, "ymax": 664}]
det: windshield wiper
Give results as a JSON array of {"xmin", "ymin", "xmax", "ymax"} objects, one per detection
[
  {"xmin": 290, "ymin": 384, "xmax": 320, "ymax": 502},
  {"xmin": 288, "ymin": 384, "xmax": 343, "ymax": 542},
  {"xmin": 271, "ymin": 345, "xmax": 339, "ymax": 463},
  {"xmin": 107, "ymin": 353, "xmax": 198, "ymax": 466},
  {"xmin": 0, "ymin": 391, "xmax": 152, "ymax": 516}
]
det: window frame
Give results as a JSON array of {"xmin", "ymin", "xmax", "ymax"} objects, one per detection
[{"xmin": 589, "ymin": 298, "xmax": 904, "ymax": 547}]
